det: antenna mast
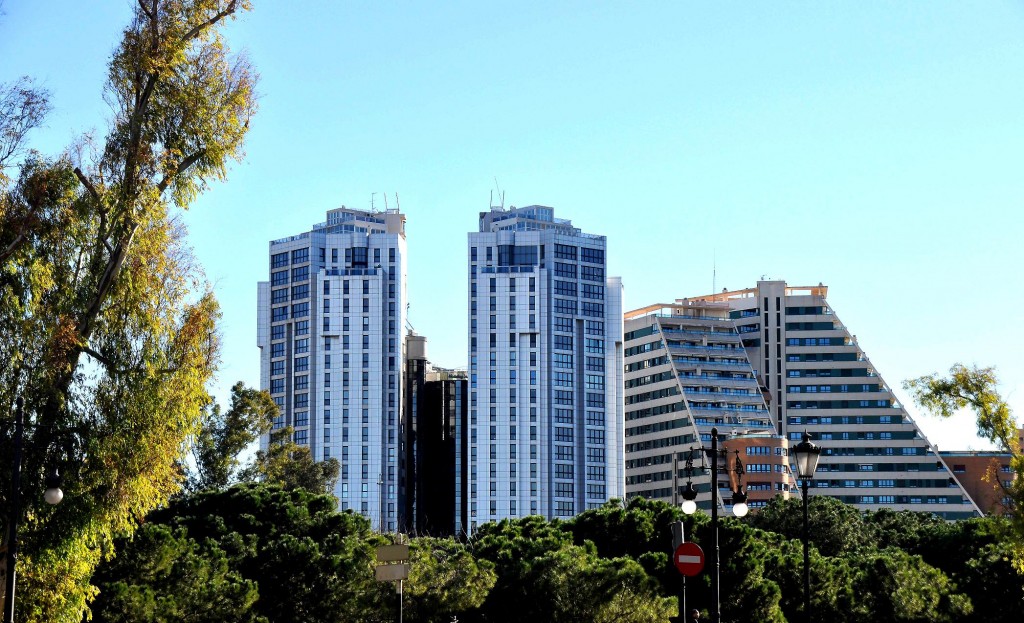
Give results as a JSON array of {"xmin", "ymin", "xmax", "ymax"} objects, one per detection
[{"xmin": 493, "ymin": 177, "xmax": 505, "ymax": 209}]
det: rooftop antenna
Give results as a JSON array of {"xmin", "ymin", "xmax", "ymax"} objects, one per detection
[
  {"xmin": 395, "ymin": 192, "xmax": 400, "ymax": 211},
  {"xmin": 712, "ymin": 249, "xmax": 717, "ymax": 297},
  {"xmin": 405, "ymin": 301, "xmax": 415, "ymax": 333},
  {"xmin": 383, "ymin": 192, "xmax": 389, "ymax": 211},
  {"xmin": 493, "ymin": 177, "xmax": 505, "ymax": 209},
  {"xmin": 371, "ymin": 192, "xmax": 377, "ymax": 212}
]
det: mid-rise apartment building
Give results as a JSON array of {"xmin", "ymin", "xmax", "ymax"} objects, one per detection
[
  {"xmin": 623, "ymin": 299, "xmax": 790, "ymax": 513},
  {"xmin": 682, "ymin": 280, "xmax": 980, "ymax": 519},
  {"xmin": 939, "ymin": 428, "xmax": 1022, "ymax": 515},
  {"xmin": 257, "ymin": 207, "xmax": 407, "ymax": 531},
  {"xmin": 467, "ymin": 205, "xmax": 624, "ymax": 529}
]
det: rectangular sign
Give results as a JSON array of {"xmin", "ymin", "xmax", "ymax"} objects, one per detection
[
  {"xmin": 376, "ymin": 544, "xmax": 410, "ymax": 562},
  {"xmin": 375, "ymin": 563, "xmax": 410, "ymax": 582}
]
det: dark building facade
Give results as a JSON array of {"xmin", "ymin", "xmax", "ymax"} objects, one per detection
[
  {"xmin": 418, "ymin": 370, "xmax": 468, "ymax": 535},
  {"xmin": 401, "ymin": 334, "xmax": 428, "ymax": 532},
  {"xmin": 402, "ymin": 333, "xmax": 469, "ymax": 536}
]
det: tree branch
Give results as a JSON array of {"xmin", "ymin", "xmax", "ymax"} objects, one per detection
[
  {"xmin": 0, "ymin": 189, "xmax": 47, "ymax": 264},
  {"xmin": 0, "ymin": 233, "xmax": 27, "ymax": 264},
  {"xmin": 74, "ymin": 167, "xmax": 102, "ymax": 203},
  {"xmin": 82, "ymin": 345, "xmax": 115, "ymax": 369},
  {"xmin": 76, "ymin": 230, "xmax": 135, "ymax": 343},
  {"xmin": 137, "ymin": 0, "xmax": 155, "ymax": 20},
  {"xmin": 83, "ymin": 344, "xmax": 178, "ymax": 375},
  {"xmin": 157, "ymin": 148, "xmax": 206, "ymax": 193},
  {"xmin": 123, "ymin": 73, "xmax": 158, "ymax": 192},
  {"xmin": 181, "ymin": 0, "xmax": 239, "ymax": 42}
]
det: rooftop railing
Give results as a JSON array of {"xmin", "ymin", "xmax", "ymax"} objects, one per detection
[
  {"xmin": 270, "ymin": 232, "xmax": 310, "ymax": 245},
  {"xmin": 660, "ymin": 328, "xmax": 740, "ymax": 338},
  {"xmin": 323, "ymin": 268, "xmax": 381, "ymax": 277},
  {"xmin": 479, "ymin": 265, "xmax": 538, "ymax": 274}
]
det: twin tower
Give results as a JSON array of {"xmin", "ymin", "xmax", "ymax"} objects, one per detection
[{"xmin": 258, "ymin": 204, "xmax": 979, "ymax": 536}]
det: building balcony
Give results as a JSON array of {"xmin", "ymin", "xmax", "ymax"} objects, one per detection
[{"xmin": 673, "ymin": 358, "xmax": 750, "ymax": 369}]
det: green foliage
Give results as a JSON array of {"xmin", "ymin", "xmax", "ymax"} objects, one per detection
[
  {"xmin": 852, "ymin": 548, "xmax": 972, "ymax": 622},
  {"xmin": 469, "ymin": 515, "xmax": 674, "ymax": 623},
  {"xmin": 905, "ymin": 363, "xmax": 1024, "ymax": 571},
  {"xmin": 569, "ymin": 497, "xmax": 683, "ymax": 560},
  {"xmin": 240, "ymin": 426, "xmax": 340, "ymax": 494},
  {"xmin": 902, "ymin": 516, "xmax": 1024, "ymax": 623},
  {"xmin": 404, "ymin": 537, "xmax": 496, "ymax": 622},
  {"xmin": 91, "ymin": 483, "xmax": 385, "ymax": 623},
  {"xmin": 87, "ymin": 490, "xmax": 1024, "ymax": 623},
  {"xmin": 696, "ymin": 518, "xmax": 787, "ymax": 623},
  {"xmin": 905, "ymin": 364, "xmax": 1019, "ymax": 452},
  {"xmin": 187, "ymin": 381, "xmax": 276, "ymax": 493},
  {"xmin": 89, "ymin": 524, "xmax": 263, "ymax": 623},
  {"xmin": 754, "ymin": 495, "xmax": 1024, "ymax": 623},
  {"xmin": 749, "ymin": 494, "xmax": 874, "ymax": 557}
]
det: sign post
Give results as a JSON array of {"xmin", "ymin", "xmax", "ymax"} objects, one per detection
[{"xmin": 376, "ymin": 543, "xmax": 410, "ymax": 623}]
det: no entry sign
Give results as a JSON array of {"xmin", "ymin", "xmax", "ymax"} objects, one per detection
[{"xmin": 674, "ymin": 542, "xmax": 705, "ymax": 576}]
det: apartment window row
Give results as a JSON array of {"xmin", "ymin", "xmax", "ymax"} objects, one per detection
[
  {"xmin": 625, "ymin": 386, "xmax": 680, "ymax": 405},
  {"xmin": 788, "ymin": 415, "xmax": 903, "ymax": 425},
  {"xmin": 787, "ymin": 367, "xmax": 871, "ymax": 378},
  {"xmin": 625, "ymin": 433, "xmax": 694, "ymax": 453},
  {"xmin": 618, "ymin": 372, "xmax": 675, "ymax": 387},
  {"xmin": 788, "ymin": 400, "xmax": 892, "ymax": 409},
  {"xmin": 788, "ymin": 384, "xmax": 880, "ymax": 393},
  {"xmin": 625, "ymin": 417, "xmax": 691, "ymax": 437}
]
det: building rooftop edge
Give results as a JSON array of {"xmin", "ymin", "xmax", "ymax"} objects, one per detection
[{"xmin": 680, "ymin": 282, "xmax": 829, "ymax": 303}]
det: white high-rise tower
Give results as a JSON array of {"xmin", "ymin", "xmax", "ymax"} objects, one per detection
[
  {"xmin": 257, "ymin": 206, "xmax": 407, "ymax": 530},
  {"xmin": 467, "ymin": 205, "xmax": 624, "ymax": 530}
]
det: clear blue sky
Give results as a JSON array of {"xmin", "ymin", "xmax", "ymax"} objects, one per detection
[{"xmin": 3, "ymin": 1, "xmax": 1023, "ymax": 451}]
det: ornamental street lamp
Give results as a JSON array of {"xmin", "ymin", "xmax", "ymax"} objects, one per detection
[
  {"xmin": 680, "ymin": 427, "xmax": 749, "ymax": 623},
  {"xmin": 791, "ymin": 431, "xmax": 821, "ymax": 623},
  {"xmin": 4, "ymin": 397, "xmax": 65, "ymax": 623}
]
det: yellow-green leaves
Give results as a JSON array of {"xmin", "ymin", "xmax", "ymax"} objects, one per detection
[
  {"xmin": 905, "ymin": 364, "xmax": 1019, "ymax": 453},
  {"xmin": 1, "ymin": 2, "xmax": 256, "ymax": 622},
  {"xmin": 905, "ymin": 363, "xmax": 1024, "ymax": 573}
]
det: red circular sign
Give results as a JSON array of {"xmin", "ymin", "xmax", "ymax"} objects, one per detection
[{"xmin": 674, "ymin": 542, "xmax": 705, "ymax": 577}]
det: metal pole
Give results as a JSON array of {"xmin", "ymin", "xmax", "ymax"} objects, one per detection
[
  {"xmin": 379, "ymin": 473, "xmax": 385, "ymax": 533},
  {"xmin": 682, "ymin": 575, "xmax": 687, "ymax": 623},
  {"xmin": 710, "ymin": 427, "xmax": 720, "ymax": 623},
  {"xmin": 673, "ymin": 517, "xmax": 686, "ymax": 623},
  {"xmin": 672, "ymin": 453, "xmax": 679, "ymax": 507},
  {"xmin": 398, "ymin": 579, "xmax": 403, "ymax": 623},
  {"xmin": 802, "ymin": 478, "xmax": 810, "ymax": 623},
  {"xmin": 4, "ymin": 398, "xmax": 24, "ymax": 623}
]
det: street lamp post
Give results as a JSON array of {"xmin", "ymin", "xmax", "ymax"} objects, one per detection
[
  {"xmin": 791, "ymin": 431, "xmax": 821, "ymax": 623},
  {"xmin": 709, "ymin": 431, "xmax": 720, "ymax": 623},
  {"xmin": 4, "ymin": 397, "xmax": 65, "ymax": 623},
  {"xmin": 680, "ymin": 427, "xmax": 749, "ymax": 623}
]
